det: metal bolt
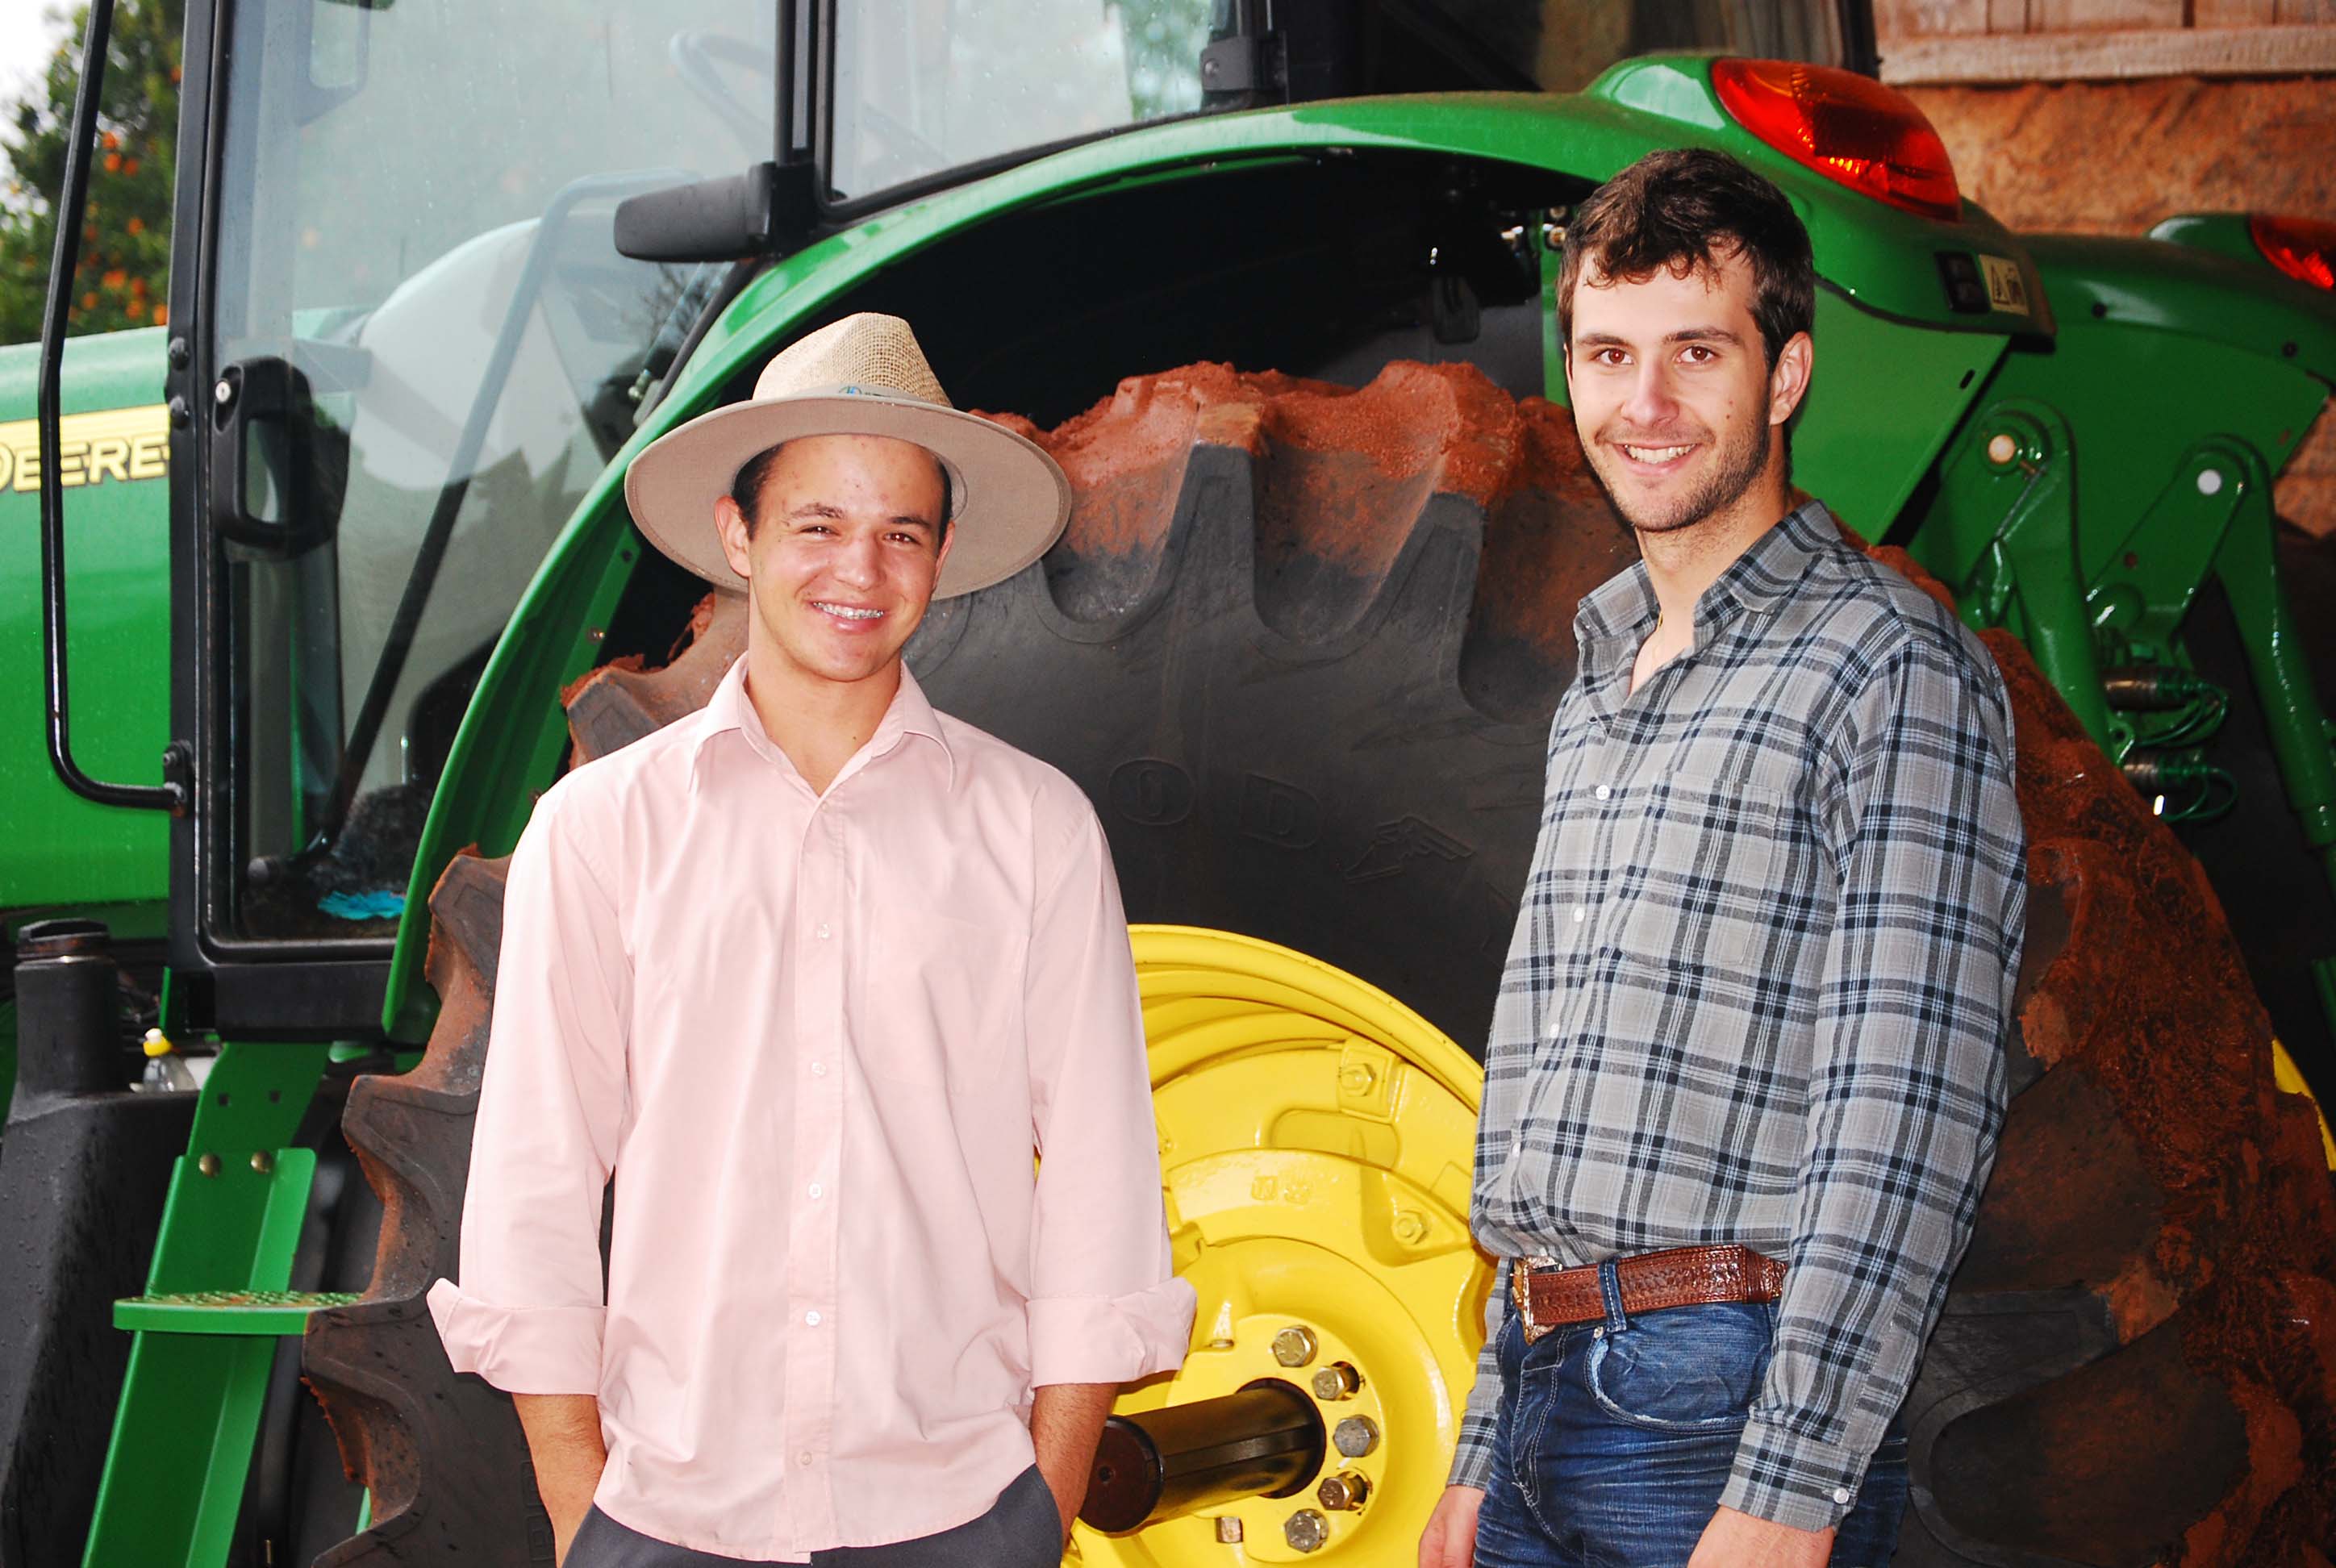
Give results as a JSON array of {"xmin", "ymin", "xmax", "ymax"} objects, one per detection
[
  {"xmin": 197, "ymin": 1153, "xmax": 221, "ymax": 1178},
  {"xmin": 1339, "ymin": 1061, "xmax": 1375, "ymax": 1095},
  {"xmin": 167, "ymin": 394, "xmax": 190, "ymax": 427},
  {"xmin": 1985, "ymin": 432, "xmax": 2017, "ymax": 466},
  {"xmin": 167, "ymin": 336, "xmax": 190, "ymax": 369},
  {"xmin": 1283, "ymin": 1508, "xmax": 1329, "ymax": 1553},
  {"xmin": 2197, "ymin": 468, "xmax": 2225, "ymax": 496},
  {"xmin": 1215, "ymin": 1516, "xmax": 1244, "ymax": 1544},
  {"xmin": 251, "ymin": 1151, "xmax": 274, "ymax": 1174},
  {"xmin": 1312, "ymin": 1362, "xmax": 1360, "ymax": 1400},
  {"xmin": 1391, "ymin": 1209, "xmax": 1427, "ymax": 1245},
  {"xmin": 213, "ymin": 378, "xmax": 235, "ymax": 407},
  {"xmin": 1317, "ymin": 1471, "xmax": 1371, "ymax": 1511},
  {"xmin": 1271, "ymin": 1325, "xmax": 1319, "ymax": 1367},
  {"xmin": 1333, "ymin": 1415, "xmax": 1381, "ymax": 1457}
]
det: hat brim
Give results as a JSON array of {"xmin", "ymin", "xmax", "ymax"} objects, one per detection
[{"xmin": 623, "ymin": 392, "xmax": 1070, "ymax": 598}]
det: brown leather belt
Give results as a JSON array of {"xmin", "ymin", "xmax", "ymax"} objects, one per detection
[{"xmin": 1511, "ymin": 1245, "xmax": 1785, "ymax": 1344}]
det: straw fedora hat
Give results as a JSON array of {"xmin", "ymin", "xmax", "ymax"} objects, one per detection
[{"xmin": 624, "ymin": 314, "xmax": 1070, "ymax": 598}]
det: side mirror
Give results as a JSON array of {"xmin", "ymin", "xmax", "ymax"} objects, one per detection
[{"xmin": 615, "ymin": 162, "xmax": 817, "ymax": 263}]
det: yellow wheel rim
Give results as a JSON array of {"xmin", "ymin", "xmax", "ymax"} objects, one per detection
[
  {"xmin": 2272, "ymin": 1037, "xmax": 2336, "ymax": 1170},
  {"xmin": 1072, "ymin": 926, "xmax": 1491, "ymax": 1565}
]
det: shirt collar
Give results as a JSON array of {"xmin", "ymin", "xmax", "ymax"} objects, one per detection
[
  {"xmin": 689, "ymin": 655, "xmax": 955, "ymax": 792},
  {"xmin": 1572, "ymin": 498, "xmax": 1838, "ymax": 665}
]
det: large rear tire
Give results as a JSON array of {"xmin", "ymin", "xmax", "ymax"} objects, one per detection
[{"xmin": 306, "ymin": 362, "xmax": 2336, "ymax": 1567}]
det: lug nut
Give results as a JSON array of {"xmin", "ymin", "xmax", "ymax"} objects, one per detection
[
  {"xmin": 1333, "ymin": 1414, "xmax": 1381, "ymax": 1457},
  {"xmin": 1215, "ymin": 1516, "xmax": 1244, "ymax": 1543},
  {"xmin": 1312, "ymin": 1362, "xmax": 1361, "ymax": 1400},
  {"xmin": 1271, "ymin": 1325, "xmax": 1319, "ymax": 1367},
  {"xmin": 1317, "ymin": 1470, "xmax": 1370, "ymax": 1511},
  {"xmin": 1283, "ymin": 1508, "xmax": 1329, "ymax": 1552}
]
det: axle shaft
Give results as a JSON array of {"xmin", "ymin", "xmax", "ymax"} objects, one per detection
[{"xmin": 1078, "ymin": 1379, "xmax": 1326, "ymax": 1534}]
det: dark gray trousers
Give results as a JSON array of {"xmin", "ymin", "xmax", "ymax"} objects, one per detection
[{"xmin": 566, "ymin": 1465, "xmax": 1062, "ymax": 1567}]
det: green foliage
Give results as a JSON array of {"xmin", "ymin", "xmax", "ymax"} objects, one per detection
[{"xmin": 0, "ymin": 0, "xmax": 182, "ymax": 347}]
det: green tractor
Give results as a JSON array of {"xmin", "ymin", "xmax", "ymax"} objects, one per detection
[{"xmin": 5, "ymin": 2, "xmax": 2336, "ymax": 1564}]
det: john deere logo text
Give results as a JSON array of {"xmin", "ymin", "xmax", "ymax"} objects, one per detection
[{"xmin": 0, "ymin": 405, "xmax": 170, "ymax": 494}]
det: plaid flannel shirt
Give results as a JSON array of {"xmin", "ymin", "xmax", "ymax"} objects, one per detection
[{"xmin": 1450, "ymin": 501, "xmax": 2027, "ymax": 1531}]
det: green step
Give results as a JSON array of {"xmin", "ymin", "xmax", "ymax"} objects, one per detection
[{"xmin": 113, "ymin": 1290, "xmax": 362, "ymax": 1337}]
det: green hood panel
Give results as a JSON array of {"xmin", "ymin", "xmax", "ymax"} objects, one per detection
[{"xmin": 0, "ymin": 328, "xmax": 173, "ymax": 912}]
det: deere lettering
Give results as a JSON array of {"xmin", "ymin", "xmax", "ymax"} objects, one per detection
[{"xmin": 0, "ymin": 406, "xmax": 170, "ymax": 495}]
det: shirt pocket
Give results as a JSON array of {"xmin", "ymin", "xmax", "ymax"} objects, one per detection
[
  {"xmin": 859, "ymin": 905, "xmax": 1020, "ymax": 1091},
  {"xmin": 1619, "ymin": 769, "xmax": 1785, "ymax": 972}
]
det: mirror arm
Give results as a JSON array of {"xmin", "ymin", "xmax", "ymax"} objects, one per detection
[{"xmin": 38, "ymin": 0, "xmax": 184, "ymax": 815}]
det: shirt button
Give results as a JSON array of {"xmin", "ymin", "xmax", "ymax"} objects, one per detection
[
  {"xmin": 816, "ymin": 921, "xmax": 831, "ymax": 940},
  {"xmin": 1571, "ymin": 906, "xmax": 1587, "ymax": 924},
  {"xmin": 1594, "ymin": 784, "xmax": 1612, "ymax": 801},
  {"xmin": 804, "ymin": 1309, "xmax": 822, "ymax": 1327},
  {"xmin": 1832, "ymin": 1487, "xmax": 1854, "ymax": 1505},
  {"xmin": 807, "ymin": 1182, "xmax": 823, "ymax": 1199},
  {"xmin": 810, "ymin": 1061, "xmax": 827, "ymax": 1077},
  {"xmin": 798, "ymin": 1452, "xmax": 814, "ymax": 1468}
]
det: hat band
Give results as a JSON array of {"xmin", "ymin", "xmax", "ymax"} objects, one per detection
[{"xmin": 791, "ymin": 380, "xmax": 942, "ymax": 406}]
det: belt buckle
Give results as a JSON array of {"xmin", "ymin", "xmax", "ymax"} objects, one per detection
[{"xmin": 1511, "ymin": 1257, "xmax": 1554, "ymax": 1345}]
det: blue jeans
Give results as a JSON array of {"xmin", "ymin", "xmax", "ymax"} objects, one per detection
[{"xmin": 1475, "ymin": 1285, "xmax": 1908, "ymax": 1568}]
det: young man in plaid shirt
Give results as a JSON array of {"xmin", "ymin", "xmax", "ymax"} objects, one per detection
[{"xmin": 1419, "ymin": 150, "xmax": 2028, "ymax": 1568}]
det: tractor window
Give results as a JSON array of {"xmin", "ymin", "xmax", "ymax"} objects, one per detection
[
  {"xmin": 203, "ymin": 0, "xmax": 776, "ymax": 944},
  {"xmin": 828, "ymin": 0, "xmax": 1211, "ymax": 201}
]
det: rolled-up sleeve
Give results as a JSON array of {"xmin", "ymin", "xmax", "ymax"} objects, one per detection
[
  {"xmin": 1022, "ymin": 802, "xmax": 1196, "ymax": 1387},
  {"xmin": 425, "ymin": 780, "xmax": 630, "ymax": 1395}
]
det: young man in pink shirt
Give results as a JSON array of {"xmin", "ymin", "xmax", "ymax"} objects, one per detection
[{"xmin": 428, "ymin": 314, "xmax": 1196, "ymax": 1566}]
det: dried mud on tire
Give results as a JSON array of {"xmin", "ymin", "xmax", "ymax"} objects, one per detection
[{"xmin": 306, "ymin": 361, "xmax": 2336, "ymax": 1568}]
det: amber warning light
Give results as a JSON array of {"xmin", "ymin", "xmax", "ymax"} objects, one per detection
[
  {"xmin": 1712, "ymin": 59, "xmax": 1961, "ymax": 223},
  {"xmin": 2250, "ymin": 215, "xmax": 2336, "ymax": 292}
]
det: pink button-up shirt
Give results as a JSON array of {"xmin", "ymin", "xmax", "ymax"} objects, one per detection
[{"xmin": 426, "ymin": 656, "xmax": 1194, "ymax": 1562}]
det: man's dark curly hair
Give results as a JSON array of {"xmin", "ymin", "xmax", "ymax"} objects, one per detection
[{"xmin": 1557, "ymin": 148, "xmax": 1815, "ymax": 369}]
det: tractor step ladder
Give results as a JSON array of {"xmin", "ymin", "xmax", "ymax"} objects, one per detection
[
  {"xmin": 81, "ymin": 1040, "xmax": 356, "ymax": 1568},
  {"xmin": 114, "ymin": 1288, "xmax": 363, "ymax": 1333}
]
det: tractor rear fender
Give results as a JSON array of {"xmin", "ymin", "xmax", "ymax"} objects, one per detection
[{"xmin": 380, "ymin": 77, "xmax": 2042, "ymax": 1039}]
